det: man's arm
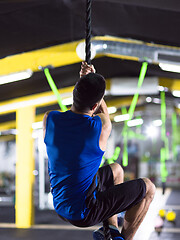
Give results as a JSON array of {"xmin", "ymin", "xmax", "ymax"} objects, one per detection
[
  {"xmin": 96, "ymin": 99, "xmax": 112, "ymax": 151},
  {"xmin": 79, "ymin": 61, "xmax": 112, "ymax": 151},
  {"xmin": 79, "ymin": 61, "xmax": 95, "ymax": 78},
  {"xmin": 43, "ymin": 111, "xmax": 50, "ymax": 139}
]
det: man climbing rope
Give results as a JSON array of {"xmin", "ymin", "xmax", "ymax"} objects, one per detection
[{"xmin": 43, "ymin": 62, "xmax": 156, "ymax": 240}]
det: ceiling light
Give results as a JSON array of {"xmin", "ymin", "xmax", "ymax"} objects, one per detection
[
  {"xmin": 108, "ymin": 107, "xmax": 117, "ymax": 114},
  {"xmin": 0, "ymin": 129, "xmax": 17, "ymax": 135},
  {"xmin": 114, "ymin": 114, "xmax": 130, "ymax": 122},
  {"xmin": 159, "ymin": 63, "xmax": 180, "ymax": 73},
  {"xmin": 32, "ymin": 121, "xmax": 43, "ymax": 130},
  {"xmin": 153, "ymin": 119, "xmax": 162, "ymax": 127},
  {"xmin": 158, "ymin": 86, "xmax": 165, "ymax": 91},
  {"xmin": 153, "ymin": 98, "xmax": 161, "ymax": 104},
  {"xmin": 62, "ymin": 97, "xmax": 73, "ymax": 105},
  {"xmin": 103, "ymin": 44, "xmax": 107, "ymax": 49},
  {"xmin": 172, "ymin": 90, "xmax": 180, "ymax": 97},
  {"xmin": 0, "ymin": 69, "xmax": 33, "ymax": 85},
  {"xmin": 146, "ymin": 97, "xmax": 152, "ymax": 103},
  {"xmin": 33, "ymin": 170, "xmax": 39, "ymax": 176},
  {"xmin": 146, "ymin": 125, "xmax": 158, "ymax": 138},
  {"xmin": 76, "ymin": 41, "xmax": 96, "ymax": 61},
  {"xmin": 127, "ymin": 118, "xmax": 143, "ymax": 127}
]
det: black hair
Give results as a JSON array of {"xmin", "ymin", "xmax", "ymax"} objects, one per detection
[{"xmin": 73, "ymin": 73, "xmax": 106, "ymax": 112}]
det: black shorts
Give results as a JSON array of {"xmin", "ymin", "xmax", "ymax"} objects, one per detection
[{"xmin": 64, "ymin": 165, "xmax": 146, "ymax": 227}]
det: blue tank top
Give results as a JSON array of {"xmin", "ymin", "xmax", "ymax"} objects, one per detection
[{"xmin": 44, "ymin": 110, "xmax": 104, "ymax": 220}]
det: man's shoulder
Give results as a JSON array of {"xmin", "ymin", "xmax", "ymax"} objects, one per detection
[
  {"xmin": 43, "ymin": 110, "xmax": 63, "ymax": 119},
  {"xmin": 95, "ymin": 113, "xmax": 112, "ymax": 130}
]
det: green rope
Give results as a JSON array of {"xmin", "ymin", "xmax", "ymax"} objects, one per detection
[
  {"xmin": 161, "ymin": 91, "xmax": 166, "ymax": 141},
  {"xmin": 100, "ymin": 147, "xmax": 121, "ymax": 167},
  {"xmin": 121, "ymin": 107, "xmax": 128, "ymax": 167},
  {"xmin": 122, "ymin": 62, "xmax": 148, "ymax": 167},
  {"xmin": 123, "ymin": 135, "xmax": 128, "ymax": 167},
  {"xmin": 107, "ymin": 146, "xmax": 121, "ymax": 164},
  {"xmin": 160, "ymin": 148, "xmax": 168, "ymax": 182},
  {"xmin": 128, "ymin": 130, "xmax": 146, "ymax": 140},
  {"xmin": 128, "ymin": 62, "xmax": 148, "ymax": 120},
  {"xmin": 172, "ymin": 112, "xmax": 178, "ymax": 161},
  {"xmin": 44, "ymin": 68, "xmax": 68, "ymax": 112},
  {"xmin": 99, "ymin": 156, "xmax": 106, "ymax": 168},
  {"xmin": 160, "ymin": 91, "xmax": 168, "ymax": 183},
  {"xmin": 121, "ymin": 108, "xmax": 128, "ymax": 136}
]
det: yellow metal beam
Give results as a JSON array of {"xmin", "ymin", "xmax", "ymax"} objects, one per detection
[
  {"xmin": 175, "ymin": 107, "xmax": 180, "ymax": 115},
  {"xmin": 15, "ymin": 106, "xmax": 35, "ymax": 228},
  {"xmin": 0, "ymin": 120, "xmax": 16, "ymax": 131},
  {"xmin": 159, "ymin": 78, "xmax": 180, "ymax": 91},
  {"xmin": 0, "ymin": 96, "xmax": 145, "ymax": 131},
  {"xmin": 159, "ymin": 78, "xmax": 173, "ymax": 89},
  {"xmin": 0, "ymin": 86, "xmax": 73, "ymax": 115},
  {"xmin": 0, "ymin": 111, "xmax": 59, "ymax": 133},
  {"xmin": 171, "ymin": 80, "xmax": 180, "ymax": 91},
  {"xmin": 0, "ymin": 135, "xmax": 15, "ymax": 142},
  {"xmin": 106, "ymin": 97, "xmax": 133, "ymax": 108},
  {"xmin": 104, "ymin": 53, "xmax": 139, "ymax": 61},
  {"xmin": 2, "ymin": 35, "xmax": 180, "ymax": 77},
  {"xmin": 109, "ymin": 106, "xmax": 145, "ymax": 121},
  {"xmin": 0, "ymin": 36, "xmax": 138, "ymax": 76},
  {"xmin": 106, "ymin": 96, "xmax": 144, "ymax": 109},
  {"xmin": 0, "ymin": 36, "xmax": 104, "ymax": 76},
  {"xmin": 0, "ymin": 75, "xmax": 145, "ymax": 116},
  {"xmin": 0, "ymin": 41, "xmax": 82, "ymax": 75}
]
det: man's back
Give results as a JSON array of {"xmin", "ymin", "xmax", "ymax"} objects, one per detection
[{"xmin": 44, "ymin": 110, "xmax": 104, "ymax": 220}]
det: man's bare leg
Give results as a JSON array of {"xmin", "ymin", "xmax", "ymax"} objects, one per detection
[
  {"xmin": 121, "ymin": 178, "xmax": 156, "ymax": 240},
  {"xmin": 108, "ymin": 163, "xmax": 124, "ymax": 228}
]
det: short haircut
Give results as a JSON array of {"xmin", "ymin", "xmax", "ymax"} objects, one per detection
[{"xmin": 73, "ymin": 73, "xmax": 106, "ymax": 112}]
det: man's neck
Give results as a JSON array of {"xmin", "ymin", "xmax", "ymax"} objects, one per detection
[{"xmin": 70, "ymin": 105, "xmax": 93, "ymax": 117}]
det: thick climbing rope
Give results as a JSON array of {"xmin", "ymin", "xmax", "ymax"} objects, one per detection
[
  {"xmin": 85, "ymin": 1, "xmax": 112, "ymax": 238},
  {"xmin": 85, "ymin": 0, "xmax": 92, "ymax": 65},
  {"xmin": 103, "ymin": 220, "xmax": 113, "ymax": 240}
]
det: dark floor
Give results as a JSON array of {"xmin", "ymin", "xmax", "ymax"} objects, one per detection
[
  {"xmin": 0, "ymin": 189, "xmax": 180, "ymax": 240},
  {"xmin": 0, "ymin": 207, "xmax": 65, "ymax": 224},
  {"xmin": 149, "ymin": 189, "xmax": 180, "ymax": 240},
  {"xmin": 0, "ymin": 228, "xmax": 93, "ymax": 240},
  {"xmin": 166, "ymin": 189, "xmax": 180, "ymax": 205},
  {"xmin": 150, "ymin": 232, "xmax": 180, "ymax": 240}
]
